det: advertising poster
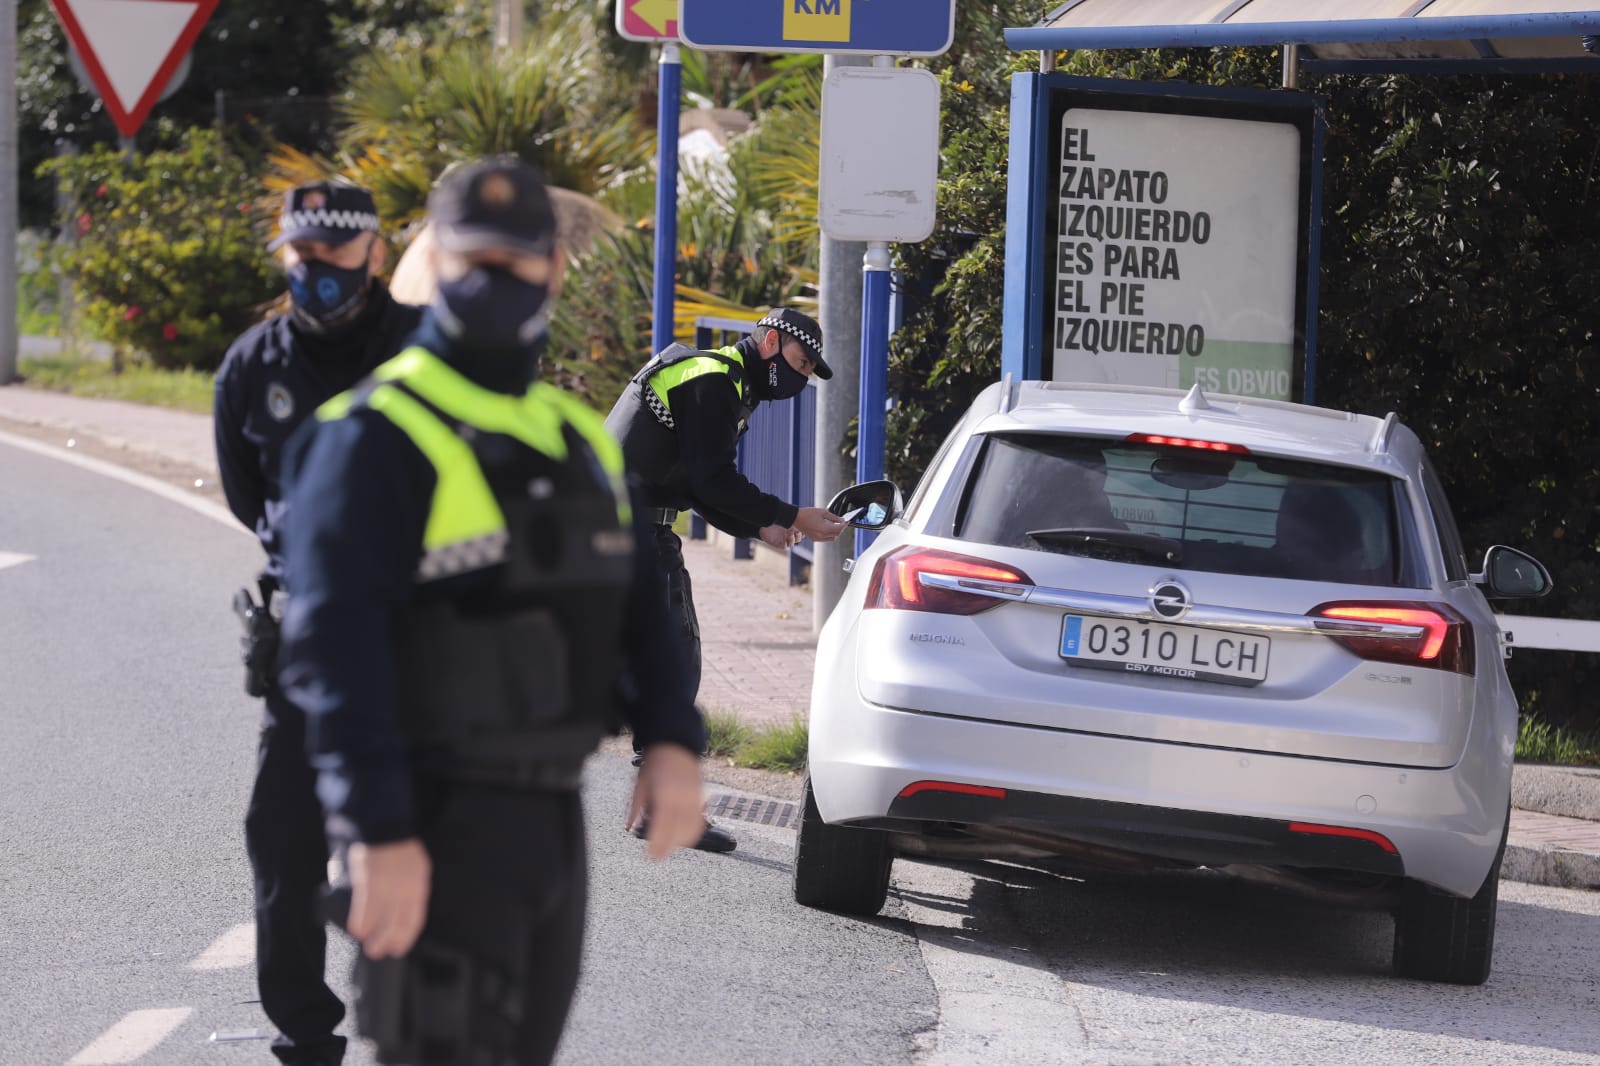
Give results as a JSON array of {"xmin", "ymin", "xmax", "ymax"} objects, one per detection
[{"xmin": 1050, "ymin": 108, "xmax": 1303, "ymax": 400}]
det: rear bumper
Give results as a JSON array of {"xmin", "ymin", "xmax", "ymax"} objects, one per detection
[
  {"xmin": 809, "ymin": 703, "xmax": 1509, "ymax": 897},
  {"xmin": 882, "ymin": 784, "xmax": 1405, "ymax": 877}
]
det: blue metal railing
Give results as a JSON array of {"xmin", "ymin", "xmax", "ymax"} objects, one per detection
[{"xmin": 692, "ymin": 315, "xmax": 817, "ymax": 585}]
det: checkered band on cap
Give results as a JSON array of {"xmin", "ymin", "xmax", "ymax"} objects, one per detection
[
  {"xmin": 757, "ymin": 313, "xmax": 822, "ymax": 356},
  {"xmin": 277, "ymin": 206, "xmax": 380, "ymax": 237}
]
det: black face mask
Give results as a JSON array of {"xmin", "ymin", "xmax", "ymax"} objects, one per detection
[
  {"xmin": 433, "ymin": 266, "xmax": 551, "ymax": 355},
  {"xmin": 754, "ymin": 343, "xmax": 810, "ymax": 401},
  {"xmin": 287, "ymin": 257, "xmax": 370, "ymax": 333}
]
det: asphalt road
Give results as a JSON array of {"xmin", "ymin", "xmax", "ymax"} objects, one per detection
[{"xmin": 3, "ymin": 434, "xmax": 1598, "ymax": 1066}]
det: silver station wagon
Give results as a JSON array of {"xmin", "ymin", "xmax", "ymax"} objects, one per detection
[{"xmin": 796, "ymin": 379, "xmax": 1551, "ymax": 986}]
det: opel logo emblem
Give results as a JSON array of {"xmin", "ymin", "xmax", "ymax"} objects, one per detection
[{"xmin": 1150, "ymin": 579, "xmax": 1190, "ymax": 620}]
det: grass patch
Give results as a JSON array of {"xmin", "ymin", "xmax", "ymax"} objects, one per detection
[
  {"xmin": 728, "ymin": 714, "xmax": 808, "ymax": 773},
  {"xmin": 18, "ymin": 356, "xmax": 214, "ymax": 415},
  {"xmin": 1517, "ymin": 712, "xmax": 1600, "ymax": 767},
  {"xmin": 703, "ymin": 709, "xmax": 755, "ymax": 758}
]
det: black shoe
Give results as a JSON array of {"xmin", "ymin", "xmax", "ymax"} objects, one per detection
[{"xmin": 631, "ymin": 816, "xmax": 738, "ymax": 854}]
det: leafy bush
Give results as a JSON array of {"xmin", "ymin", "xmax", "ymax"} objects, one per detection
[
  {"xmin": 16, "ymin": 230, "xmax": 65, "ymax": 336},
  {"xmin": 39, "ymin": 128, "xmax": 280, "ymax": 371}
]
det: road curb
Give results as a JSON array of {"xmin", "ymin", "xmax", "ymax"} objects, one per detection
[{"xmin": 1504, "ymin": 841, "xmax": 1600, "ymax": 891}]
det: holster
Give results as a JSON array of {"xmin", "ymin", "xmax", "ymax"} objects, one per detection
[
  {"xmin": 322, "ymin": 881, "xmax": 480, "ymax": 1065},
  {"xmin": 232, "ymin": 576, "xmax": 281, "ymax": 698}
]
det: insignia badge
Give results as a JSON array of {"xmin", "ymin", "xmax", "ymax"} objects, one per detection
[
  {"xmin": 1149, "ymin": 579, "xmax": 1191, "ymax": 620},
  {"xmin": 266, "ymin": 383, "xmax": 296, "ymax": 422},
  {"xmin": 303, "ymin": 190, "xmax": 327, "ymax": 210},
  {"xmin": 480, "ymin": 173, "xmax": 516, "ymax": 208}
]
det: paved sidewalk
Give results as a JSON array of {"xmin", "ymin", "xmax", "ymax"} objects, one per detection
[{"xmin": 2, "ymin": 381, "xmax": 1597, "ymax": 891}]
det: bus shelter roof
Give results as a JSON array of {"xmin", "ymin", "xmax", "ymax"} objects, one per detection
[{"xmin": 1006, "ymin": 2, "xmax": 1600, "ymax": 75}]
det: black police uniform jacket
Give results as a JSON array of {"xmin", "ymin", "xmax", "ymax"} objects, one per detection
[
  {"xmin": 603, "ymin": 335, "xmax": 798, "ymax": 538},
  {"xmin": 277, "ymin": 315, "xmax": 706, "ymax": 845},
  {"xmin": 213, "ymin": 282, "xmax": 423, "ymax": 575}
]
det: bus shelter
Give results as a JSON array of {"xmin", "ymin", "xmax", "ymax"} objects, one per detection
[{"xmin": 998, "ymin": 2, "xmax": 1600, "ymax": 401}]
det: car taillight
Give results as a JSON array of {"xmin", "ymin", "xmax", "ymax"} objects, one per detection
[
  {"xmin": 1125, "ymin": 432, "xmax": 1249, "ymax": 454},
  {"xmin": 1311, "ymin": 601, "xmax": 1475, "ymax": 675},
  {"xmin": 865, "ymin": 546, "xmax": 1032, "ymax": 616}
]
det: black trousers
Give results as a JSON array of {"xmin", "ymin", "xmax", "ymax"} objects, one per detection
[
  {"xmin": 245, "ymin": 692, "xmax": 345, "ymax": 1065},
  {"xmin": 380, "ymin": 780, "xmax": 587, "ymax": 1065},
  {"xmin": 653, "ymin": 526, "xmax": 701, "ymax": 702}
]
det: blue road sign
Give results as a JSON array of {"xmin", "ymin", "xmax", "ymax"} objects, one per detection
[{"xmin": 680, "ymin": 0, "xmax": 955, "ymax": 57}]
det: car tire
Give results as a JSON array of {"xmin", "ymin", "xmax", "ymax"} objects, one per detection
[
  {"xmin": 793, "ymin": 775, "xmax": 893, "ymax": 916},
  {"xmin": 1391, "ymin": 813, "xmax": 1508, "ymax": 985}
]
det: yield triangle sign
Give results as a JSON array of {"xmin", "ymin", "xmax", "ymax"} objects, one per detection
[{"xmin": 49, "ymin": 0, "xmax": 220, "ymax": 139}]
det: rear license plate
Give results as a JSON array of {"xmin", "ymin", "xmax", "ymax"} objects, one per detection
[{"xmin": 1060, "ymin": 615, "xmax": 1270, "ymax": 686}]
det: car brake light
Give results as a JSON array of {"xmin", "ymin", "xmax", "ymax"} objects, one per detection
[
  {"xmin": 1126, "ymin": 432, "xmax": 1249, "ymax": 454},
  {"xmin": 1311, "ymin": 601, "xmax": 1475, "ymax": 675},
  {"xmin": 898, "ymin": 781, "xmax": 1008, "ymax": 799},
  {"xmin": 865, "ymin": 546, "xmax": 1032, "ymax": 616},
  {"xmin": 1288, "ymin": 821, "xmax": 1398, "ymax": 854}
]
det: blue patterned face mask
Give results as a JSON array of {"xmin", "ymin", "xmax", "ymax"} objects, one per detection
[
  {"xmin": 433, "ymin": 266, "xmax": 551, "ymax": 354},
  {"xmin": 286, "ymin": 258, "xmax": 370, "ymax": 332}
]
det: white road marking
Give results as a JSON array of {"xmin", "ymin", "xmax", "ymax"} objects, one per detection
[
  {"xmin": 0, "ymin": 551, "xmax": 36, "ymax": 572},
  {"xmin": 188, "ymin": 922, "xmax": 255, "ymax": 970},
  {"xmin": 67, "ymin": 1007, "xmax": 193, "ymax": 1065},
  {"xmin": 0, "ymin": 428, "xmax": 242, "ymax": 534}
]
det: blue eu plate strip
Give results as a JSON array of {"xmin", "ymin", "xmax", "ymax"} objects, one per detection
[{"xmin": 1062, "ymin": 616, "xmax": 1082, "ymax": 656}]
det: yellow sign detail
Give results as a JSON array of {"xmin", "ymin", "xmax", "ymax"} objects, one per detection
[
  {"xmin": 783, "ymin": 0, "xmax": 850, "ymax": 43},
  {"xmin": 630, "ymin": 0, "xmax": 677, "ymax": 36}
]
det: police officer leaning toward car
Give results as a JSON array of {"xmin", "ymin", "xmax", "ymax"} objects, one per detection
[
  {"xmin": 276, "ymin": 156, "xmax": 708, "ymax": 1065},
  {"xmin": 604, "ymin": 306, "xmax": 849, "ymax": 851},
  {"xmin": 213, "ymin": 180, "xmax": 422, "ymax": 1066}
]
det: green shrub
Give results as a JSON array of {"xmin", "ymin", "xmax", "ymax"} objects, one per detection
[
  {"xmin": 1517, "ymin": 712, "xmax": 1600, "ymax": 767},
  {"xmin": 39, "ymin": 128, "xmax": 280, "ymax": 371},
  {"xmin": 702, "ymin": 710, "xmax": 755, "ymax": 758},
  {"xmin": 16, "ymin": 230, "xmax": 64, "ymax": 336},
  {"xmin": 733, "ymin": 715, "xmax": 809, "ymax": 773}
]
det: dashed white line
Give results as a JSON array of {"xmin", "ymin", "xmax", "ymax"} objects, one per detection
[
  {"xmin": 67, "ymin": 1007, "xmax": 193, "ymax": 1065},
  {"xmin": 188, "ymin": 922, "xmax": 255, "ymax": 970},
  {"xmin": 0, "ymin": 551, "xmax": 35, "ymax": 572}
]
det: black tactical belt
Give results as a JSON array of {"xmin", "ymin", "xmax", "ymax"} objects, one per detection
[{"xmin": 644, "ymin": 508, "xmax": 680, "ymax": 527}]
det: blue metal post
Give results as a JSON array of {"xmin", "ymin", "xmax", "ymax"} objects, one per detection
[
  {"xmin": 856, "ymin": 241, "xmax": 892, "ymax": 557},
  {"xmin": 652, "ymin": 44, "xmax": 682, "ymax": 355}
]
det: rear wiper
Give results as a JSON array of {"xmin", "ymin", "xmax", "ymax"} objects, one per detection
[{"xmin": 1026, "ymin": 527, "xmax": 1184, "ymax": 564}]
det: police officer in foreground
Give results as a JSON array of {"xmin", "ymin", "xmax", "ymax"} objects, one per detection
[
  {"xmin": 604, "ymin": 306, "xmax": 849, "ymax": 852},
  {"xmin": 214, "ymin": 180, "xmax": 422, "ymax": 1066},
  {"xmin": 277, "ymin": 156, "xmax": 708, "ymax": 1065}
]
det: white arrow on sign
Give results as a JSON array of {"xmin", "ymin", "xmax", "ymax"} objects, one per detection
[{"xmin": 0, "ymin": 552, "xmax": 37, "ymax": 572}]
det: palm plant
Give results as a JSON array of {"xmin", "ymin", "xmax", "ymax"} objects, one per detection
[{"xmin": 264, "ymin": 7, "xmax": 649, "ymax": 231}]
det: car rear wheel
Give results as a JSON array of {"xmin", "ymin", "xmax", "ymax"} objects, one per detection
[
  {"xmin": 1391, "ymin": 815, "xmax": 1507, "ymax": 985},
  {"xmin": 793, "ymin": 775, "xmax": 893, "ymax": 915}
]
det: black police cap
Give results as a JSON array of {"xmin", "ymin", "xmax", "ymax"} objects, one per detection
[
  {"xmin": 429, "ymin": 156, "xmax": 557, "ymax": 260},
  {"xmin": 268, "ymin": 181, "xmax": 380, "ymax": 251},
  {"xmin": 758, "ymin": 308, "xmax": 831, "ymax": 380}
]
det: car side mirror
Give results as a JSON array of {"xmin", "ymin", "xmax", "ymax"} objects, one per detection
[
  {"xmin": 826, "ymin": 480, "xmax": 902, "ymax": 530},
  {"xmin": 1474, "ymin": 545, "xmax": 1553, "ymax": 598}
]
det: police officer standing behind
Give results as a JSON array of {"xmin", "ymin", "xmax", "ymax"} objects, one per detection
[
  {"xmin": 214, "ymin": 181, "xmax": 422, "ymax": 1066},
  {"xmin": 605, "ymin": 306, "xmax": 849, "ymax": 851},
  {"xmin": 277, "ymin": 157, "xmax": 708, "ymax": 1065}
]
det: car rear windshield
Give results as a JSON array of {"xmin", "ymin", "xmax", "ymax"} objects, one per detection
[{"xmin": 955, "ymin": 433, "xmax": 1414, "ymax": 586}]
